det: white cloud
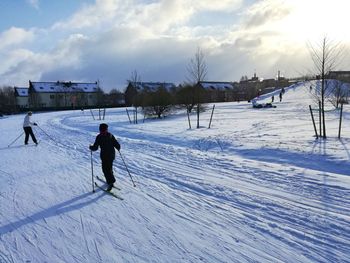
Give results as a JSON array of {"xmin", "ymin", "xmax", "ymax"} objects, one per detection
[
  {"xmin": 52, "ymin": 0, "xmax": 120, "ymax": 31},
  {"xmin": 194, "ymin": 0, "xmax": 243, "ymax": 12},
  {"xmin": 240, "ymin": 0, "xmax": 350, "ymax": 42},
  {"xmin": 0, "ymin": 49, "xmax": 34, "ymax": 75},
  {"xmin": 26, "ymin": 0, "xmax": 40, "ymax": 9},
  {"xmin": 242, "ymin": 0, "xmax": 291, "ymax": 29},
  {"xmin": 0, "ymin": 33, "xmax": 89, "ymax": 86},
  {"xmin": 0, "ymin": 27, "xmax": 35, "ymax": 50},
  {"xmin": 50, "ymin": 0, "xmax": 243, "ymax": 36},
  {"xmin": 1, "ymin": 0, "xmax": 350, "ymax": 90}
]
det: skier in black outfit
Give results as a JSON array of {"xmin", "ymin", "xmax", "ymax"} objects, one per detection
[{"xmin": 89, "ymin": 123, "xmax": 121, "ymax": 191}]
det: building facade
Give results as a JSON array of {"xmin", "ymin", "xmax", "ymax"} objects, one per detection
[
  {"xmin": 14, "ymin": 87, "xmax": 29, "ymax": 109},
  {"xmin": 197, "ymin": 81, "xmax": 237, "ymax": 102},
  {"xmin": 28, "ymin": 81, "xmax": 100, "ymax": 109},
  {"xmin": 327, "ymin": 71, "xmax": 350, "ymax": 82}
]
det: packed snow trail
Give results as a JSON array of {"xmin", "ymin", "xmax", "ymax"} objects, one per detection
[{"xmin": 0, "ymin": 84, "xmax": 349, "ymax": 262}]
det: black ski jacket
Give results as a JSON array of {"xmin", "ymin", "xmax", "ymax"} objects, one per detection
[{"xmin": 90, "ymin": 132, "xmax": 121, "ymax": 160}]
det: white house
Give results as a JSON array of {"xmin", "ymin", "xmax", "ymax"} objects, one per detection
[
  {"xmin": 14, "ymin": 87, "xmax": 29, "ymax": 109},
  {"xmin": 29, "ymin": 81, "xmax": 100, "ymax": 109}
]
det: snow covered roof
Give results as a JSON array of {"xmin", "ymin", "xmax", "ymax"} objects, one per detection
[
  {"xmin": 14, "ymin": 87, "xmax": 29, "ymax": 97},
  {"xmin": 130, "ymin": 82, "xmax": 176, "ymax": 92},
  {"xmin": 30, "ymin": 81, "xmax": 99, "ymax": 93},
  {"xmin": 198, "ymin": 81, "xmax": 235, "ymax": 90}
]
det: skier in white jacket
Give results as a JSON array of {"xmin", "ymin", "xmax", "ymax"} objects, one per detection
[{"xmin": 23, "ymin": 111, "xmax": 38, "ymax": 145}]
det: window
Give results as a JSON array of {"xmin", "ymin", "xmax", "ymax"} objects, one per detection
[{"xmin": 50, "ymin": 95, "xmax": 55, "ymax": 99}]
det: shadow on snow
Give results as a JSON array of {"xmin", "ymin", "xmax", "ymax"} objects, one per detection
[{"xmin": 0, "ymin": 192, "xmax": 103, "ymax": 235}]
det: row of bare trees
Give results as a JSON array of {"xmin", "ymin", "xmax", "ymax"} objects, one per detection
[
  {"xmin": 0, "ymin": 86, "xmax": 16, "ymax": 114},
  {"xmin": 125, "ymin": 82, "xmax": 208, "ymax": 121},
  {"xmin": 125, "ymin": 48, "xmax": 209, "ymax": 127}
]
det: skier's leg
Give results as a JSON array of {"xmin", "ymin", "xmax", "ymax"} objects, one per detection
[
  {"xmin": 101, "ymin": 159, "xmax": 108, "ymax": 183},
  {"xmin": 24, "ymin": 127, "xmax": 30, "ymax": 144},
  {"xmin": 102, "ymin": 159, "xmax": 115, "ymax": 185},
  {"xmin": 28, "ymin": 127, "xmax": 38, "ymax": 143},
  {"xmin": 109, "ymin": 159, "xmax": 116, "ymax": 184}
]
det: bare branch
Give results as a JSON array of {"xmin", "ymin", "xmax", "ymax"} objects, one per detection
[{"xmin": 186, "ymin": 47, "xmax": 208, "ymax": 84}]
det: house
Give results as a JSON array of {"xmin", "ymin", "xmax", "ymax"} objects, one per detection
[
  {"xmin": 14, "ymin": 87, "xmax": 29, "ymax": 109},
  {"xmin": 124, "ymin": 82, "xmax": 177, "ymax": 106},
  {"xmin": 28, "ymin": 81, "xmax": 100, "ymax": 109},
  {"xmin": 197, "ymin": 81, "xmax": 237, "ymax": 102},
  {"xmin": 327, "ymin": 71, "xmax": 350, "ymax": 82}
]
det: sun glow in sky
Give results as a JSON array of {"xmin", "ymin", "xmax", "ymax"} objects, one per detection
[
  {"xmin": 282, "ymin": 0, "xmax": 350, "ymax": 42},
  {"xmin": 0, "ymin": 0, "xmax": 349, "ymax": 90}
]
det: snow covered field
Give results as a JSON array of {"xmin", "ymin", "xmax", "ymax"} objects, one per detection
[{"xmin": 0, "ymin": 82, "xmax": 349, "ymax": 263}]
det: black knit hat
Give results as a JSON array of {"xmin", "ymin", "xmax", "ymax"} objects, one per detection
[{"xmin": 99, "ymin": 123, "xmax": 108, "ymax": 132}]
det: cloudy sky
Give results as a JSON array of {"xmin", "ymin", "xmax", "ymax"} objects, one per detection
[{"xmin": 0, "ymin": 0, "xmax": 350, "ymax": 91}]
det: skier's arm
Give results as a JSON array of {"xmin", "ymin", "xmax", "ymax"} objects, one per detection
[
  {"xmin": 89, "ymin": 136, "xmax": 99, "ymax": 151},
  {"xmin": 28, "ymin": 116, "xmax": 37, "ymax": 126},
  {"xmin": 112, "ymin": 135, "xmax": 121, "ymax": 151}
]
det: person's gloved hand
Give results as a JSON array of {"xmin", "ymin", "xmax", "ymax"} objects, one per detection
[{"xmin": 89, "ymin": 144, "xmax": 93, "ymax": 150}]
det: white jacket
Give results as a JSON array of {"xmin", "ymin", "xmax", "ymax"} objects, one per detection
[{"xmin": 23, "ymin": 114, "xmax": 35, "ymax": 127}]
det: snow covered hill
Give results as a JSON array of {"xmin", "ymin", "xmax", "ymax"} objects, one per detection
[{"xmin": 0, "ymin": 81, "xmax": 349, "ymax": 263}]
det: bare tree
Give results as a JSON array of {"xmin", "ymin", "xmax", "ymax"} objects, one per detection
[
  {"xmin": 175, "ymin": 84, "xmax": 196, "ymax": 112},
  {"xmin": 125, "ymin": 70, "xmax": 141, "ymax": 106},
  {"xmin": 186, "ymin": 47, "xmax": 208, "ymax": 128},
  {"xmin": 327, "ymin": 80, "xmax": 348, "ymax": 108},
  {"xmin": 308, "ymin": 36, "xmax": 343, "ymax": 138},
  {"xmin": 142, "ymin": 85, "xmax": 175, "ymax": 118},
  {"xmin": 105, "ymin": 89, "xmax": 124, "ymax": 106},
  {"xmin": 128, "ymin": 70, "xmax": 141, "ymax": 86},
  {"xmin": 124, "ymin": 70, "xmax": 143, "ymax": 123},
  {"xmin": 187, "ymin": 47, "xmax": 208, "ymax": 84}
]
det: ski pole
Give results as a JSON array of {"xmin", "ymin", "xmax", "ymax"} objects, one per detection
[
  {"xmin": 36, "ymin": 125, "xmax": 56, "ymax": 143},
  {"xmin": 90, "ymin": 150, "xmax": 95, "ymax": 192},
  {"xmin": 8, "ymin": 131, "xmax": 25, "ymax": 147},
  {"xmin": 118, "ymin": 150, "xmax": 136, "ymax": 187}
]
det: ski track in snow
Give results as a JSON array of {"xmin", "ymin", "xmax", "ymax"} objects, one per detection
[{"xmin": 1, "ymin": 82, "xmax": 350, "ymax": 262}]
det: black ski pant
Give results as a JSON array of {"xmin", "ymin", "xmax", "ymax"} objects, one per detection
[
  {"xmin": 23, "ymin": 127, "xmax": 37, "ymax": 144},
  {"xmin": 101, "ymin": 158, "xmax": 116, "ymax": 185}
]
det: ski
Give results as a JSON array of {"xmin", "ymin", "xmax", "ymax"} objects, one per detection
[
  {"xmin": 96, "ymin": 176, "xmax": 121, "ymax": 190},
  {"xmin": 94, "ymin": 182, "xmax": 123, "ymax": 200}
]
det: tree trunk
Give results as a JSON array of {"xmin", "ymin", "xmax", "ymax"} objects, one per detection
[
  {"xmin": 197, "ymin": 103, "xmax": 200, "ymax": 128},
  {"xmin": 321, "ymin": 48, "xmax": 326, "ymax": 138}
]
